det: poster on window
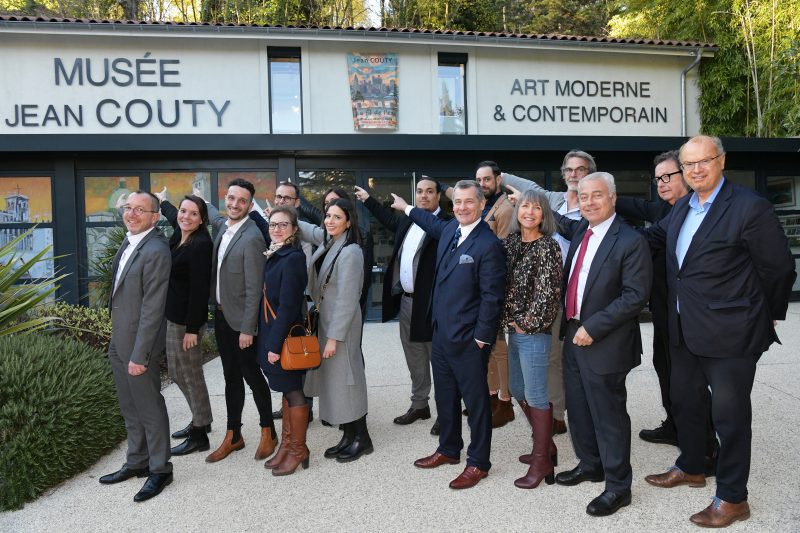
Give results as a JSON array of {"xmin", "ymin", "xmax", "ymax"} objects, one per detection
[
  {"xmin": 348, "ymin": 53, "xmax": 398, "ymax": 130},
  {"xmin": 0, "ymin": 177, "xmax": 54, "ymax": 279}
]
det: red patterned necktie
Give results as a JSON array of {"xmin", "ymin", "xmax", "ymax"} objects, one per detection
[{"xmin": 565, "ymin": 228, "xmax": 593, "ymax": 320}]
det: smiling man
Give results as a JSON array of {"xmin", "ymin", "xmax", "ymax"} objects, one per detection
[{"xmin": 391, "ymin": 180, "xmax": 506, "ymax": 490}]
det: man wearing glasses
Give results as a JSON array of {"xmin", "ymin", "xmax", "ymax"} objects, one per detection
[
  {"xmin": 503, "ymin": 150, "xmax": 596, "ymax": 436},
  {"xmin": 642, "ymin": 136, "xmax": 795, "ymax": 527}
]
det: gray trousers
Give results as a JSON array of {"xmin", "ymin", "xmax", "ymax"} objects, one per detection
[
  {"xmin": 166, "ymin": 321, "xmax": 213, "ymax": 427},
  {"xmin": 399, "ymin": 294, "xmax": 432, "ymax": 409},
  {"xmin": 548, "ymin": 307, "xmax": 566, "ymax": 420},
  {"xmin": 109, "ymin": 343, "xmax": 172, "ymax": 474}
]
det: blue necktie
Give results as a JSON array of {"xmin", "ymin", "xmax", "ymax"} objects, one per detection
[{"xmin": 450, "ymin": 227, "xmax": 462, "ymax": 253}]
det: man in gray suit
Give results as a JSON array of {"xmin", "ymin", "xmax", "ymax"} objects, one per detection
[
  {"xmin": 99, "ymin": 190, "xmax": 173, "ymax": 503},
  {"xmin": 205, "ymin": 179, "xmax": 274, "ymax": 463}
]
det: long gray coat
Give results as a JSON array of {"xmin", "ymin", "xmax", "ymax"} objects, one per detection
[{"xmin": 298, "ymin": 221, "xmax": 367, "ymax": 425}]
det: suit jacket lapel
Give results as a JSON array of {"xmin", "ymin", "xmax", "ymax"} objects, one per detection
[
  {"xmin": 680, "ymin": 181, "xmax": 733, "ymax": 268},
  {"xmin": 581, "ymin": 218, "xmax": 619, "ymax": 305},
  {"xmin": 438, "ymin": 222, "xmax": 481, "ymax": 283},
  {"xmin": 113, "ymin": 230, "xmax": 156, "ymax": 296}
]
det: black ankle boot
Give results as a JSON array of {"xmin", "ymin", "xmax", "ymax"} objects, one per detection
[
  {"xmin": 324, "ymin": 422, "xmax": 355, "ymax": 458},
  {"xmin": 336, "ymin": 415, "xmax": 374, "ymax": 463},
  {"xmin": 172, "ymin": 422, "xmax": 211, "ymax": 439},
  {"xmin": 171, "ymin": 426, "xmax": 211, "ymax": 455}
]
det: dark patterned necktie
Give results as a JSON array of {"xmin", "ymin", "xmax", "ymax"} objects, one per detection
[{"xmin": 450, "ymin": 227, "xmax": 462, "ymax": 253}]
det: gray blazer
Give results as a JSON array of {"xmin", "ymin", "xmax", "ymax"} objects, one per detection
[
  {"xmin": 109, "ymin": 227, "xmax": 171, "ymax": 366},
  {"xmin": 503, "ymin": 172, "xmax": 566, "ymax": 211},
  {"xmin": 210, "ymin": 205, "xmax": 267, "ymax": 336}
]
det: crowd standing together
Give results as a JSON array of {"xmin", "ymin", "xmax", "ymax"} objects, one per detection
[{"xmin": 101, "ymin": 135, "xmax": 795, "ymax": 528}]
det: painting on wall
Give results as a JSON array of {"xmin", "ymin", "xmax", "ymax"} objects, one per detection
[{"xmin": 348, "ymin": 53, "xmax": 398, "ymax": 130}]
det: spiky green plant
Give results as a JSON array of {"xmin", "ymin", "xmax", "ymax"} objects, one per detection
[{"xmin": 88, "ymin": 225, "xmax": 126, "ymax": 308}]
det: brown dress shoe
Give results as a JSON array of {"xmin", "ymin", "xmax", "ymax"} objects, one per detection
[
  {"xmin": 414, "ymin": 451, "xmax": 460, "ymax": 469},
  {"xmin": 449, "ymin": 466, "xmax": 488, "ymax": 489},
  {"xmin": 254, "ymin": 427, "xmax": 278, "ymax": 460},
  {"xmin": 690, "ymin": 497, "xmax": 750, "ymax": 527},
  {"xmin": 491, "ymin": 398, "xmax": 515, "ymax": 428},
  {"xmin": 645, "ymin": 466, "xmax": 706, "ymax": 488},
  {"xmin": 205, "ymin": 430, "xmax": 245, "ymax": 463},
  {"xmin": 552, "ymin": 418, "xmax": 567, "ymax": 435}
]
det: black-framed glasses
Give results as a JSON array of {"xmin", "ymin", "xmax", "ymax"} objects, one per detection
[
  {"xmin": 122, "ymin": 206, "xmax": 158, "ymax": 215},
  {"xmin": 274, "ymin": 194, "xmax": 297, "ymax": 203},
  {"xmin": 268, "ymin": 222, "xmax": 292, "ymax": 230},
  {"xmin": 562, "ymin": 166, "xmax": 589, "ymax": 175},
  {"xmin": 652, "ymin": 170, "xmax": 683, "ymax": 185},
  {"xmin": 679, "ymin": 153, "xmax": 723, "ymax": 171}
]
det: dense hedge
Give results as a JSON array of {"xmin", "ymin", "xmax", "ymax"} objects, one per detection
[{"xmin": 0, "ymin": 334, "xmax": 126, "ymax": 511}]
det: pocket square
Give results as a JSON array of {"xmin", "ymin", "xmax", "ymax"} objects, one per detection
[{"xmin": 459, "ymin": 254, "xmax": 474, "ymax": 264}]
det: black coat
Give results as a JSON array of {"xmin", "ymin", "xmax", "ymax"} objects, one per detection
[{"xmin": 364, "ymin": 196, "xmax": 452, "ymax": 342}]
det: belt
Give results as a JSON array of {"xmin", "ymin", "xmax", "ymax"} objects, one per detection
[{"xmin": 403, "ymin": 292, "xmax": 413, "ymax": 298}]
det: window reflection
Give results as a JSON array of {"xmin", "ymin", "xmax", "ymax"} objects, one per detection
[
  {"xmin": 438, "ymin": 55, "xmax": 467, "ymax": 135},
  {"xmin": 269, "ymin": 51, "xmax": 302, "ymax": 134}
]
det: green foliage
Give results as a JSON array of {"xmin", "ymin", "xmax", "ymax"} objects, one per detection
[
  {"xmin": 201, "ymin": 328, "xmax": 218, "ymax": 356},
  {"xmin": 88, "ymin": 224, "xmax": 126, "ymax": 309},
  {"xmin": 610, "ymin": 0, "xmax": 800, "ymax": 137},
  {"xmin": 32, "ymin": 302, "xmax": 112, "ymax": 353},
  {"xmin": 0, "ymin": 228, "xmax": 63, "ymax": 337},
  {"xmin": 0, "ymin": 334, "xmax": 126, "ymax": 511}
]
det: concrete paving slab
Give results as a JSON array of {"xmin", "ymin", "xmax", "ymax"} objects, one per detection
[{"xmin": 2, "ymin": 303, "xmax": 799, "ymax": 532}]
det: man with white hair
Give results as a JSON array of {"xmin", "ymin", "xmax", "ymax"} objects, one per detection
[{"xmin": 552, "ymin": 172, "xmax": 652, "ymax": 517}]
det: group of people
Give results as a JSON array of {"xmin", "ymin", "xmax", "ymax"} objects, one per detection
[{"xmin": 100, "ymin": 134, "xmax": 795, "ymax": 529}]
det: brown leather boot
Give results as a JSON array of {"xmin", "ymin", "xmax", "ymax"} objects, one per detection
[
  {"xmin": 518, "ymin": 401, "xmax": 557, "ymax": 466},
  {"xmin": 273, "ymin": 404, "xmax": 310, "ymax": 476},
  {"xmin": 254, "ymin": 426, "xmax": 278, "ymax": 460},
  {"xmin": 264, "ymin": 398, "xmax": 290, "ymax": 469},
  {"xmin": 205, "ymin": 430, "xmax": 245, "ymax": 463},
  {"xmin": 514, "ymin": 404, "xmax": 555, "ymax": 489},
  {"xmin": 491, "ymin": 396, "xmax": 515, "ymax": 428}
]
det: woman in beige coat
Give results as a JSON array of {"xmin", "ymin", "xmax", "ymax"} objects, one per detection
[{"xmin": 297, "ymin": 198, "xmax": 373, "ymax": 463}]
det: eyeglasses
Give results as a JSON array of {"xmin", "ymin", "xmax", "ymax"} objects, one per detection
[
  {"xmin": 268, "ymin": 222, "xmax": 292, "ymax": 230},
  {"xmin": 122, "ymin": 206, "xmax": 158, "ymax": 216},
  {"xmin": 562, "ymin": 166, "xmax": 588, "ymax": 175},
  {"xmin": 679, "ymin": 153, "xmax": 723, "ymax": 171},
  {"xmin": 274, "ymin": 194, "xmax": 297, "ymax": 203},
  {"xmin": 652, "ymin": 170, "xmax": 683, "ymax": 185}
]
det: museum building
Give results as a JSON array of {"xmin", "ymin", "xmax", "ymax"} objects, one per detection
[{"xmin": 0, "ymin": 16, "xmax": 798, "ymax": 311}]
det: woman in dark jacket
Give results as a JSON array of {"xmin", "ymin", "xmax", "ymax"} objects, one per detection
[
  {"xmin": 257, "ymin": 206, "xmax": 311, "ymax": 476},
  {"xmin": 159, "ymin": 194, "xmax": 214, "ymax": 455}
]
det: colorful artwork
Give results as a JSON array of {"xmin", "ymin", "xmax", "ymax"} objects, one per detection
[
  {"xmin": 151, "ymin": 172, "xmax": 212, "ymax": 205},
  {"xmin": 217, "ymin": 172, "xmax": 276, "ymax": 215},
  {"xmin": 84, "ymin": 176, "xmax": 140, "ymax": 222},
  {"xmin": 348, "ymin": 53, "xmax": 398, "ymax": 130},
  {"xmin": 0, "ymin": 177, "xmax": 54, "ymax": 279}
]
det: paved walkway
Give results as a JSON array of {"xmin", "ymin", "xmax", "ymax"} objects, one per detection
[{"xmin": 3, "ymin": 304, "xmax": 800, "ymax": 532}]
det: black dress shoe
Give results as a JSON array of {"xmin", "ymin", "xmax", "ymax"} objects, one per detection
[
  {"xmin": 586, "ymin": 490, "xmax": 632, "ymax": 516},
  {"xmin": 638, "ymin": 419, "xmax": 678, "ymax": 446},
  {"xmin": 171, "ymin": 426, "xmax": 211, "ymax": 456},
  {"xmin": 555, "ymin": 465, "xmax": 605, "ymax": 486},
  {"xmin": 172, "ymin": 422, "xmax": 211, "ymax": 440},
  {"xmin": 430, "ymin": 418, "xmax": 440, "ymax": 436},
  {"xmin": 393, "ymin": 406, "xmax": 431, "ymax": 425},
  {"xmin": 99, "ymin": 466, "xmax": 149, "ymax": 484},
  {"xmin": 133, "ymin": 471, "xmax": 173, "ymax": 502}
]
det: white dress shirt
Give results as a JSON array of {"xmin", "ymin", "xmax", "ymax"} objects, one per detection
[
  {"xmin": 114, "ymin": 227, "xmax": 155, "ymax": 292},
  {"xmin": 399, "ymin": 207, "xmax": 441, "ymax": 293},
  {"xmin": 568, "ymin": 213, "xmax": 616, "ymax": 320},
  {"xmin": 554, "ymin": 195, "xmax": 582, "ymax": 267},
  {"xmin": 216, "ymin": 216, "xmax": 248, "ymax": 304}
]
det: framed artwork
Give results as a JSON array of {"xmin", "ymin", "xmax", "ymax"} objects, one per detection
[{"xmin": 766, "ymin": 177, "xmax": 796, "ymax": 208}]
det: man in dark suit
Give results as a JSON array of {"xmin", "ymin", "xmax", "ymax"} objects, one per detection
[
  {"xmin": 390, "ymin": 180, "xmax": 506, "ymax": 490},
  {"xmin": 643, "ymin": 135, "xmax": 796, "ymax": 528},
  {"xmin": 204, "ymin": 179, "xmax": 274, "ymax": 463},
  {"xmin": 354, "ymin": 178, "xmax": 451, "ymax": 434},
  {"xmin": 100, "ymin": 190, "xmax": 173, "ymax": 502},
  {"xmin": 553, "ymin": 172, "xmax": 652, "ymax": 517}
]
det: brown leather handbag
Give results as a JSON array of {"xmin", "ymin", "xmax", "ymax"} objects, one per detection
[{"xmin": 280, "ymin": 322, "xmax": 321, "ymax": 371}]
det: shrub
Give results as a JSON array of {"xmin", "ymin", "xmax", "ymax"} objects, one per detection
[
  {"xmin": 32, "ymin": 302, "xmax": 112, "ymax": 353},
  {"xmin": 0, "ymin": 334, "xmax": 126, "ymax": 511}
]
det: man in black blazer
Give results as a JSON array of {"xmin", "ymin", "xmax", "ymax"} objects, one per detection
[
  {"xmin": 390, "ymin": 181, "xmax": 506, "ymax": 490},
  {"xmin": 553, "ymin": 173, "xmax": 652, "ymax": 517},
  {"xmin": 354, "ymin": 178, "xmax": 451, "ymax": 434},
  {"xmin": 643, "ymin": 135, "xmax": 796, "ymax": 528}
]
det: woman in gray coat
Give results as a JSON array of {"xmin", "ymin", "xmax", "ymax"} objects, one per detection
[{"xmin": 297, "ymin": 198, "xmax": 373, "ymax": 463}]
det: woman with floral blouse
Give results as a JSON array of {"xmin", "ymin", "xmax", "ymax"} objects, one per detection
[{"xmin": 502, "ymin": 188, "xmax": 563, "ymax": 490}]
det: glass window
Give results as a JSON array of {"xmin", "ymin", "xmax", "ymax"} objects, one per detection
[
  {"xmin": 0, "ymin": 177, "xmax": 55, "ymax": 280},
  {"xmin": 295, "ymin": 171, "xmax": 357, "ymax": 216},
  {"xmin": 269, "ymin": 48, "xmax": 302, "ymax": 134},
  {"xmin": 725, "ymin": 170, "xmax": 756, "ymax": 189},
  {"xmin": 151, "ymin": 172, "xmax": 211, "ymax": 206},
  {"xmin": 768, "ymin": 175, "xmax": 800, "ymax": 294},
  {"xmin": 217, "ymin": 172, "xmax": 277, "ymax": 215},
  {"xmin": 84, "ymin": 176, "xmax": 141, "ymax": 223},
  {"xmin": 438, "ymin": 53, "xmax": 467, "ymax": 135}
]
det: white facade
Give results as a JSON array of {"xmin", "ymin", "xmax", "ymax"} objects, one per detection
[{"xmin": 0, "ymin": 26, "xmax": 707, "ymax": 136}]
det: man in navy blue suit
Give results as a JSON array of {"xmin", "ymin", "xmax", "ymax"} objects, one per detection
[
  {"xmin": 391, "ymin": 180, "xmax": 506, "ymax": 490},
  {"xmin": 643, "ymin": 135, "xmax": 796, "ymax": 528}
]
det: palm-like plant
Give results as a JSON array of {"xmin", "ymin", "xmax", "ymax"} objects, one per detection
[
  {"xmin": 0, "ymin": 228, "xmax": 64, "ymax": 336},
  {"xmin": 88, "ymin": 225, "xmax": 127, "ymax": 308}
]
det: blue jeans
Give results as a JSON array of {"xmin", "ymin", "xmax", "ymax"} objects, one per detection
[{"xmin": 508, "ymin": 332, "xmax": 552, "ymax": 409}]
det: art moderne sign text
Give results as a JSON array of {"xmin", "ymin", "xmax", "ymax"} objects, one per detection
[
  {"xmin": 493, "ymin": 78, "xmax": 668, "ymax": 125},
  {"xmin": 2, "ymin": 53, "xmax": 231, "ymax": 130}
]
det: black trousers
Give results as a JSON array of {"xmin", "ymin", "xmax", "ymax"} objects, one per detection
[
  {"xmin": 651, "ymin": 320, "xmax": 672, "ymax": 418},
  {"xmin": 563, "ymin": 321, "xmax": 632, "ymax": 494},
  {"xmin": 671, "ymin": 321, "xmax": 758, "ymax": 503},
  {"xmin": 215, "ymin": 309, "xmax": 273, "ymax": 430}
]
